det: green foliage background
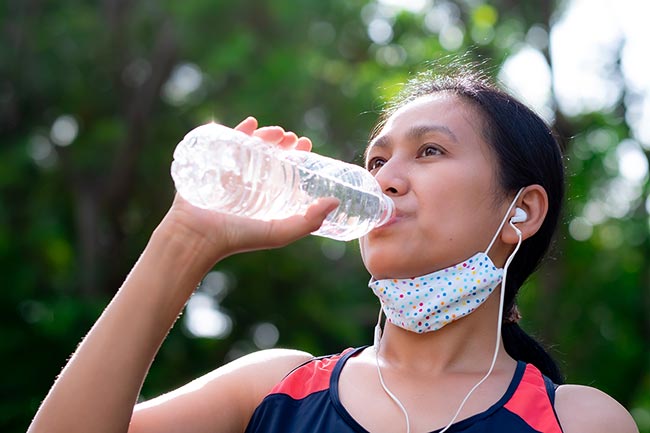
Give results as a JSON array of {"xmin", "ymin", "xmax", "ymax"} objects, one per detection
[{"xmin": 1, "ymin": 0, "xmax": 648, "ymax": 431}]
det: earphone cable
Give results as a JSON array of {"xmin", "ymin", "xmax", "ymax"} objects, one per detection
[
  {"xmin": 375, "ymin": 337, "xmax": 411, "ymax": 433},
  {"xmin": 436, "ymin": 220, "xmax": 522, "ymax": 433},
  {"xmin": 374, "ymin": 309, "xmax": 411, "ymax": 433},
  {"xmin": 372, "ymin": 190, "xmax": 524, "ymax": 433}
]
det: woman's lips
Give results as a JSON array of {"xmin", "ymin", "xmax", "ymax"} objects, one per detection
[{"xmin": 374, "ymin": 210, "xmax": 409, "ymax": 231}]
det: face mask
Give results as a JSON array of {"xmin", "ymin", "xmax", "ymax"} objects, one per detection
[
  {"xmin": 370, "ymin": 252, "xmax": 502, "ymax": 333},
  {"xmin": 369, "ymin": 189, "xmax": 523, "ymax": 335}
]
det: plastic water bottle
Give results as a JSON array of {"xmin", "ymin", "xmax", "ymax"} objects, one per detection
[{"xmin": 170, "ymin": 123, "xmax": 394, "ymax": 241}]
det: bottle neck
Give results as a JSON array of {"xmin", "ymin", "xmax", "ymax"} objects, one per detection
[{"xmin": 376, "ymin": 194, "xmax": 395, "ymax": 227}]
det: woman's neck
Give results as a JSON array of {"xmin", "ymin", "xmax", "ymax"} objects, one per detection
[{"xmin": 375, "ymin": 289, "xmax": 514, "ymax": 375}]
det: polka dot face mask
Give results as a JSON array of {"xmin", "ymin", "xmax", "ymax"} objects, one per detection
[
  {"xmin": 369, "ymin": 252, "xmax": 502, "ymax": 333},
  {"xmin": 369, "ymin": 190, "xmax": 523, "ymax": 335}
]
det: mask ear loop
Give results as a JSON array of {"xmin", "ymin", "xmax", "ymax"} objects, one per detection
[
  {"xmin": 374, "ymin": 306, "xmax": 411, "ymax": 433},
  {"xmin": 484, "ymin": 188, "xmax": 524, "ymax": 256},
  {"xmin": 437, "ymin": 188, "xmax": 524, "ymax": 433}
]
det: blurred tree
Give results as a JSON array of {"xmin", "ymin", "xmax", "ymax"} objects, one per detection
[{"xmin": 1, "ymin": 0, "xmax": 648, "ymax": 432}]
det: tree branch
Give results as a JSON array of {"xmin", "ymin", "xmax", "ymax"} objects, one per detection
[{"xmin": 103, "ymin": 19, "xmax": 177, "ymax": 215}]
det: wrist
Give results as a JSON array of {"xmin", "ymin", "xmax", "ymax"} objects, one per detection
[
  {"xmin": 150, "ymin": 214, "xmax": 229, "ymax": 278},
  {"xmin": 120, "ymin": 222, "xmax": 223, "ymax": 321}
]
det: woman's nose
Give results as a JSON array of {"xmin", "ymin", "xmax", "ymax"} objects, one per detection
[{"xmin": 374, "ymin": 159, "xmax": 408, "ymax": 196}]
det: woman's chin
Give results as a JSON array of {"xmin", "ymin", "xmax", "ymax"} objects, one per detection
[
  {"xmin": 363, "ymin": 260, "xmax": 417, "ymax": 280},
  {"xmin": 363, "ymin": 253, "xmax": 447, "ymax": 279}
]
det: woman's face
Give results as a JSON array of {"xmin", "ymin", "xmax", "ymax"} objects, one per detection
[{"xmin": 360, "ymin": 93, "xmax": 511, "ymax": 279}]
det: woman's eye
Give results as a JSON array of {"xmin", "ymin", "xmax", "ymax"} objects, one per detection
[
  {"xmin": 367, "ymin": 157, "xmax": 386, "ymax": 171},
  {"xmin": 419, "ymin": 145, "xmax": 442, "ymax": 157}
]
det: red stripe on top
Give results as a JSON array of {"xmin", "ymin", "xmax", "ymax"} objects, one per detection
[
  {"xmin": 269, "ymin": 349, "xmax": 353, "ymax": 400},
  {"xmin": 504, "ymin": 364, "xmax": 563, "ymax": 433}
]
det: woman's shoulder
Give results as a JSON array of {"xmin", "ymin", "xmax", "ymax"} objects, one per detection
[
  {"xmin": 554, "ymin": 383, "xmax": 639, "ymax": 433},
  {"xmin": 130, "ymin": 348, "xmax": 314, "ymax": 433},
  {"xmin": 225, "ymin": 347, "xmax": 316, "ymax": 391},
  {"xmin": 237, "ymin": 347, "xmax": 315, "ymax": 368}
]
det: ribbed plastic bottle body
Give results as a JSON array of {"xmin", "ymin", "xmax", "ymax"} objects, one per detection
[{"xmin": 170, "ymin": 123, "xmax": 394, "ymax": 241}]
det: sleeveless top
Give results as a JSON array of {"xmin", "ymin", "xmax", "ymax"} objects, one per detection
[{"xmin": 244, "ymin": 346, "xmax": 564, "ymax": 433}]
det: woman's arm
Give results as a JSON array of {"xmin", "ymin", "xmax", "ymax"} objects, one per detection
[
  {"xmin": 28, "ymin": 215, "xmax": 230, "ymax": 433},
  {"xmin": 27, "ymin": 118, "xmax": 338, "ymax": 433},
  {"xmin": 129, "ymin": 348, "xmax": 313, "ymax": 433},
  {"xmin": 555, "ymin": 384, "xmax": 639, "ymax": 433}
]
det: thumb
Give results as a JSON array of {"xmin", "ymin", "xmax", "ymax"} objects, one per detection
[
  {"xmin": 302, "ymin": 197, "xmax": 340, "ymax": 232},
  {"xmin": 267, "ymin": 198, "xmax": 340, "ymax": 247}
]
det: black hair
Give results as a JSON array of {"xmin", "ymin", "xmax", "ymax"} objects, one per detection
[{"xmin": 373, "ymin": 64, "xmax": 565, "ymax": 384}]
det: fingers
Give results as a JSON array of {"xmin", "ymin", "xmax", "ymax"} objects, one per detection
[
  {"xmin": 295, "ymin": 136, "xmax": 313, "ymax": 152},
  {"xmin": 254, "ymin": 126, "xmax": 291, "ymax": 146},
  {"xmin": 255, "ymin": 128, "xmax": 312, "ymax": 151},
  {"xmin": 234, "ymin": 116, "xmax": 312, "ymax": 151},
  {"xmin": 234, "ymin": 116, "xmax": 258, "ymax": 135}
]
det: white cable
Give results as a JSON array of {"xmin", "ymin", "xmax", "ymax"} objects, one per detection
[
  {"xmin": 374, "ymin": 309, "xmax": 411, "ymax": 433},
  {"xmin": 372, "ymin": 190, "xmax": 524, "ymax": 433},
  {"xmin": 436, "ymin": 221, "xmax": 522, "ymax": 433},
  {"xmin": 375, "ymin": 339, "xmax": 411, "ymax": 433},
  {"xmin": 485, "ymin": 189, "xmax": 524, "ymax": 254}
]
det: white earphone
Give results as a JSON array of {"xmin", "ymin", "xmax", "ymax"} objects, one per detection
[{"xmin": 511, "ymin": 207, "xmax": 527, "ymax": 223}]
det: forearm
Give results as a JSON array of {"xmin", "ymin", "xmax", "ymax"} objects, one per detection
[{"xmin": 28, "ymin": 221, "xmax": 223, "ymax": 433}]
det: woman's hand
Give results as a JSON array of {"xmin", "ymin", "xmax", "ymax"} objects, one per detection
[{"xmin": 157, "ymin": 117, "xmax": 339, "ymax": 266}]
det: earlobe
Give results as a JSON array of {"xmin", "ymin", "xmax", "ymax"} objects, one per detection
[{"xmin": 502, "ymin": 185, "xmax": 549, "ymax": 244}]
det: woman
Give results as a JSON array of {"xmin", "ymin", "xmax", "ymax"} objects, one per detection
[{"xmin": 28, "ymin": 68, "xmax": 638, "ymax": 433}]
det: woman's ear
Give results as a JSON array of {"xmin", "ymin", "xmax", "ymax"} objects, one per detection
[{"xmin": 501, "ymin": 185, "xmax": 549, "ymax": 244}]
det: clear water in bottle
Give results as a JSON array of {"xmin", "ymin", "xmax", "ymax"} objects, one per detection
[{"xmin": 170, "ymin": 123, "xmax": 394, "ymax": 241}]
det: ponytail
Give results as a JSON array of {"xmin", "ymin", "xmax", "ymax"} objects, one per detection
[{"xmin": 502, "ymin": 322, "xmax": 564, "ymax": 384}]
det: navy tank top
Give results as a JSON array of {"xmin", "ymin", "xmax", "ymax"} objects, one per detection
[{"xmin": 244, "ymin": 346, "xmax": 564, "ymax": 433}]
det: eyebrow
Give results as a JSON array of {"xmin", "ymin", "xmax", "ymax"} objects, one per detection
[{"xmin": 365, "ymin": 124, "xmax": 459, "ymax": 159}]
